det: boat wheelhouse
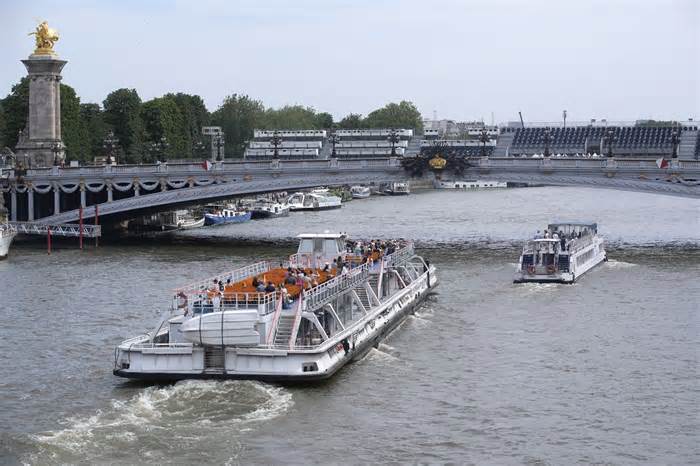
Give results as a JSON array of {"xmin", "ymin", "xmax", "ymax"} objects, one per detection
[
  {"xmin": 514, "ymin": 222, "xmax": 606, "ymax": 284},
  {"xmin": 285, "ymin": 192, "xmax": 342, "ymax": 211},
  {"xmin": 250, "ymin": 201, "xmax": 290, "ymax": 219},
  {"xmin": 113, "ymin": 232, "xmax": 437, "ymax": 382}
]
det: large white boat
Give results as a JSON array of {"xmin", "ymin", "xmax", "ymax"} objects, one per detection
[
  {"xmin": 435, "ymin": 180, "xmax": 507, "ymax": 189},
  {"xmin": 113, "ymin": 232, "xmax": 437, "ymax": 382},
  {"xmin": 350, "ymin": 186, "xmax": 371, "ymax": 199},
  {"xmin": 514, "ymin": 222, "xmax": 606, "ymax": 284},
  {"xmin": 250, "ymin": 201, "xmax": 290, "ymax": 219},
  {"xmin": 163, "ymin": 210, "xmax": 205, "ymax": 230},
  {"xmin": 285, "ymin": 192, "xmax": 342, "ymax": 211}
]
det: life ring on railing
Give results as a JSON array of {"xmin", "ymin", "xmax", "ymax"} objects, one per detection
[
  {"xmin": 527, "ymin": 265, "xmax": 536, "ymax": 275},
  {"xmin": 547, "ymin": 264, "xmax": 557, "ymax": 274}
]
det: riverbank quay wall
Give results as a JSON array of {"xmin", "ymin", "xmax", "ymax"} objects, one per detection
[{"xmin": 1, "ymin": 157, "xmax": 698, "ymax": 224}]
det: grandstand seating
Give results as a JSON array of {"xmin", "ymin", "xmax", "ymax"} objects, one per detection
[
  {"xmin": 504, "ymin": 126, "xmax": 690, "ymax": 157},
  {"xmin": 420, "ymin": 139, "xmax": 495, "ymax": 157}
]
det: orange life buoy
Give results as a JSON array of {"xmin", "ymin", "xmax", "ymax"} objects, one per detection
[
  {"xmin": 527, "ymin": 265, "xmax": 536, "ymax": 275},
  {"xmin": 547, "ymin": 264, "xmax": 557, "ymax": 274}
]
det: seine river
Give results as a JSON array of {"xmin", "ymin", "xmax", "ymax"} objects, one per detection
[{"xmin": 1, "ymin": 187, "xmax": 698, "ymax": 465}]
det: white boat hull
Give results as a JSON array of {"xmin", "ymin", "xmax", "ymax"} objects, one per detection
[{"xmin": 0, "ymin": 230, "xmax": 16, "ymax": 259}]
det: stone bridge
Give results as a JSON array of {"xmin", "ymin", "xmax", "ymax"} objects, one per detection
[{"xmin": 1, "ymin": 157, "xmax": 698, "ymax": 225}]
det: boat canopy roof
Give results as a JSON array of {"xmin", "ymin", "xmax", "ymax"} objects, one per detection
[
  {"xmin": 548, "ymin": 221, "xmax": 597, "ymax": 230},
  {"xmin": 297, "ymin": 232, "xmax": 345, "ymax": 239}
]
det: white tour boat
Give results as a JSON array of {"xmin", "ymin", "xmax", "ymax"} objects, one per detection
[
  {"xmin": 350, "ymin": 186, "xmax": 371, "ymax": 199},
  {"xmin": 514, "ymin": 222, "xmax": 606, "ymax": 284},
  {"xmin": 386, "ymin": 182, "xmax": 410, "ymax": 195},
  {"xmin": 285, "ymin": 192, "xmax": 342, "ymax": 211},
  {"xmin": 0, "ymin": 202, "xmax": 15, "ymax": 259},
  {"xmin": 113, "ymin": 232, "xmax": 437, "ymax": 382},
  {"xmin": 435, "ymin": 180, "xmax": 507, "ymax": 189}
]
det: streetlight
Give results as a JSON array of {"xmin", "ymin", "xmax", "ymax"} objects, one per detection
[
  {"xmin": 604, "ymin": 128, "xmax": 616, "ymax": 158},
  {"xmin": 269, "ymin": 130, "xmax": 283, "ymax": 160},
  {"xmin": 670, "ymin": 125, "xmax": 680, "ymax": 159},
  {"xmin": 563, "ymin": 110, "xmax": 567, "ymax": 129},
  {"xmin": 194, "ymin": 140, "xmax": 206, "ymax": 160},
  {"xmin": 541, "ymin": 127, "xmax": 552, "ymax": 158},
  {"xmin": 148, "ymin": 136, "xmax": 169, "ymax": 163},
  {"xmin": 215, "ymin": 133, "xmax": 225, "ymax": 161},
  {"xmin": 387, "ymin": 128, "xmax": 400, "ymax": 156},
  {"xmin": 479, "ymin": 128, "xmax": 490, "ymax": 157},
  {"xmin": 52, "ymin": 142, "xmax": 61, "ymax": 166},
  {"xmin": 329, "ymin": 131, "xmax": 340, "ymax": 157},
  {"xmin": 102, "ymin": 130, "xmax": 119, "ymax": 165}
]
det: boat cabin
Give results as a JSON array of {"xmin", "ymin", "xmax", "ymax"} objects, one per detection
[
  {"xmin": 548, "ymin": 222, "xmax": 597, "ymax": 238},
  {"xmin": 294, "ymin": 232, "xmax": 347, "ymax": 268}
]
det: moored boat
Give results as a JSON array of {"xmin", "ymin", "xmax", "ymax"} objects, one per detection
[
  {"xmin": 386, "ymin": 182, "xmax": 410, "ymax": 195},
  {"xmin": 0, "ymin": 223, "xmax": 16, "ymax": 259},
  {"xmin": 350, "ymin": 185, "xmax": 371, "ymax": 199},
  {"xmin": 204, "ymin": 205, "xmax": 252, "ymax": 226},
  {"xmin": 250, "ymin": 201, "xmax": 290, "ymax": 219},
  {"xmin": 164, "ymin": 209, "xmax": 205, "ymax": 230},
  {"xmin": 435, "ymin": 180, "xmax": 507, "ymax": 189},
  {"xmin": 113, "ymin": 232, "xmax": 437, "ymax": 382},
  {"xmin": 514, "ymin": 222, "xmax": 606, "ymax": 284},
  {"xmin": 285, "ymin": 192, "xmax": 342, "ymax": 211}
]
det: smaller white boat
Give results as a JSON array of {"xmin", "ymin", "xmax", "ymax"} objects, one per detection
[
  {"xmin": 435, "ymin": 180, "xmax": 507, "ymax": 189},
  {"xmin": 350, "ymin": 186, "xmax": 371, "ymax": 199},
  {"xmin": 285, "ymin": 192, "xmax": 342, "ymax": 211},
  {"xmin": 515, "ymin": 222, "xmax": 606, "ymax": 284},
  {"xmin": 386, "ymin": 182, "xmax": 410, "ymax": 195}
]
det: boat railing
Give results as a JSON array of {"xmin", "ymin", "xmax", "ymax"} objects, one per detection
[
  {"xmin": 183, "ymin": 290, "xmax": 279, "ymax": 315},
  {"xmin": 383, "ymin": 243, "xmax": 415, "ymax": 267},
  {"xmin": 305, "ymin": 263, "xmax": 370, "ymax": 310},
  {"xmin": 174, "ymin": 261, "xmax": 271, "ymax": 294},
  {"xmin": 128, "ymin": 342, "xmax": 194, "ymax": 349}
]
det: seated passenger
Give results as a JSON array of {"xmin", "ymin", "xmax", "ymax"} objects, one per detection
[
  {"xmin": 252, "ymin": 276, "xmax": 260, "ymax": 288},
  {"xmin": 256, "ymin": 282, "xmax": 266, "ymax": 292},
  {"xmin": 264, "ymin": 282, "xmax": 276, "ymax": 293}
]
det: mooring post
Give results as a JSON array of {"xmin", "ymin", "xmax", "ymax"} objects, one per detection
[
  {"xmin": 94, "ymin": 204, "xmax": 99, "ymax": 248},
  {"xmin": 79, "ymin": 206, "xmax": 83, "ymax": 250},
  {"xmin": 47, "ymin": 227, "xmax": 52, "ymax": 255}
]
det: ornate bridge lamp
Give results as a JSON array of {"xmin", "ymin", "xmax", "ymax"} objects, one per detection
[
  {"xmin": 270, "ymin": 130, "xmax": 282, "ymax": 160},
  {"xmin": 387, "ymin": 128, "xmax": 400, "ymax": 156},
  {"xmin": 479, "ymin": 128, "xmax": 490, "ymax": 157},
  {"xmin": 329, "ymin": 131, "xmax": 340, "ymax": 158},
  {"xmin": 149, "ymin": 136, "xmax": 169, "ymax": 163},
  {"xmin": 51, "ymin": 142, "xmax": 62, "ymax": 166},
  {"xmin": 102, "ymin": 131, "xmax": 119, "ymax": 165},
  {"xmin": 194, "ymin": 140, "xmax": 206, "ymax": 160},
  {"xmin": 670, "ymin": 125, "xmax": 680, "ymax": 159},
  {"xmin": 604, "ymin": 128, "xmax": 616, "ymax": 158},
  {"xmin": 541, "ymin": 127, "xmax": 552, "ymax": 158}
]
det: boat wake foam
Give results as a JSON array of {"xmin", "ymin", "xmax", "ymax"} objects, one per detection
[
  {"xmin": 29, "ymin": 380, "xmax": 292, "ymax": 460},
  {"xmin": 605, "ymin": 260, "xmax": 637, "ymax": 268}
]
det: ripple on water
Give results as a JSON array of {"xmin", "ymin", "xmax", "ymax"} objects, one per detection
[{"xmin": 25, "ymin": 380, "xmax": 293, "ymax": 464}]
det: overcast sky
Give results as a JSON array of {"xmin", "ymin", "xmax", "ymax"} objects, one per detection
[{"xmin": 1, "ymin": 0, "xmax": 698, "ymax": 124}]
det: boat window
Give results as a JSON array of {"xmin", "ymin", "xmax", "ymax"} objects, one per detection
[
  {"xmin": 298, "ymin": 239, "xmax": 314, "ymax": 253},
  {"xmin": 324, "ymin": 239, "xmax": 339, "ymax": 255},
  {"xmin": 314, "ymin": 238, "xmax": 323, "ymax": 252}
]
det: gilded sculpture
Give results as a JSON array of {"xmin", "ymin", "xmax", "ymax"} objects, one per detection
[{"xmin": 29, "ymin": 21, "xmax": 59, "ymax": 55}]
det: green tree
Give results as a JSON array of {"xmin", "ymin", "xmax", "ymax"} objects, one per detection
[
  {"xmin": 314, "ymin": 112, "xmax": 333, "ymax": 129},
  {"xmin": 166, "ymin": 92, "xmax": 211, "ymax": 158},
  {"xmin": 364, "ymin": 101, "xmax": 423, "ymax": 130},
  {"xmin": 80, "ymin": 103, "xmax": 108, "ymax": 161},
  {"xmin": 60, "ymin": 83, "xmax": 89, "ymax": 162},
  {"xmin": 260, "ymin": 105, "xmax": 320, "ymax": 130},
  {"xmin": 211, "ymin": 94, "xmax": 265, "ymax": 158},
  {"xmin": 103, "ymin": 88, "xmax": 144, "ymax": 163},
  {"xmin": 0, "ymin": 77, "xmax": 29, "ymax": 150},
  {"xmin": 141, "ymin": 96, "xmax": 186, "ymax": 161},
  {"xmin": 0, "ymin": 101, "xmax": 6, "ymax": 150},
  {"xmin": 338, "ymin": 113, "xmax": 365, "ymax": 129}
]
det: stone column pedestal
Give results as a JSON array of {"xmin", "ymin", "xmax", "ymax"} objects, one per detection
[{"xmin": 14, "ymin": 53, "xmax": 67, "ymax": 167}]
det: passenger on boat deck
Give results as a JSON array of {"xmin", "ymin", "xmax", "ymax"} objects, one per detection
[
  {"xmin": 252, "ymin": 276, "xmax": 260, "ymax": 288},
  {"xmin": 341, "ymin": 264, "xmax": 349, "ymax": 275},
  {"xmin": 322, "ymin": 262, "xmax": 331, "ymax": 273},
  {"xmin": 534, "ymin": 230, "xmax": 542, "ymax": 239},
  {"xmin": 265, "ymin": 282, "xmax": 276, "ymax": 293},
  {"xmin": 256, "ymin": 281, "xmax": 266, "ymax": 292}
]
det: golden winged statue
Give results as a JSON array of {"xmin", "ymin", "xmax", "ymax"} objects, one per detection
[{"xmin": 29, "ymin": 21, "xmax": 59, "ymax": 55}]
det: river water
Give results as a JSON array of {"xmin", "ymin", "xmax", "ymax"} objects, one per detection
[{"xmin": 1, "ymin": 187, "xmax": 698, "ymax": 465}]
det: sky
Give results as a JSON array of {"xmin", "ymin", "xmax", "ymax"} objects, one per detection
[{"xmin": 1, "ymin": 0, "xmax": 698, "ymax": 124}]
